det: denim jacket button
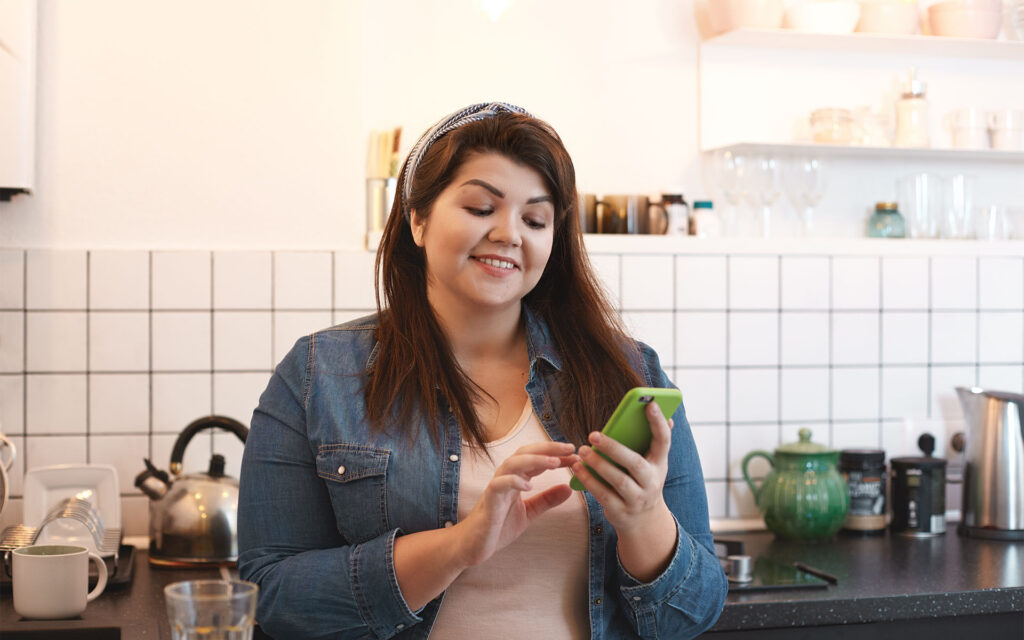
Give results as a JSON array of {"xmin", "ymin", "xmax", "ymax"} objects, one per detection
[
  {"xmin": 594, "ymin": 597, "xmax": 603, "ymax": 605},
  {"xmin": 449, "ymin": 454, "xmax": 459, "ymax": 462},
  {"xmin": 444, "ymin": 520, "xmax": 454, "ymax": 528},
  {"xmin": 542, "ymin": 412, "xmax": 552, "ymax": 421},
  {"xmin": 396, "ymin": 623, "xmax": 405, "ymax": 630},
  {"xmin": 336, "ymin": 465, "xmax": 346, "ymax": 475}
]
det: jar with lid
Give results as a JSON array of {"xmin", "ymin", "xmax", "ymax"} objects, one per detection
[
  {"xmin": 811, "ymin": 108, "xmax": 854, "ymax": 144},
  {"xmin": 688, "ymin": 200, "xmax": 721, "ymax": 238},
  {"xmin": 867, "ymin": 202, "xmax": 905, "ymax": 238},
  {"xmin": 839, "ymin": 450, "xmax": 887, "ymax": 536}
]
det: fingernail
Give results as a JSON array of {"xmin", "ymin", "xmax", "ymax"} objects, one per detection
[{"xmin": 590, "ymin": 432, "xmax": 603, "ymax": 442}]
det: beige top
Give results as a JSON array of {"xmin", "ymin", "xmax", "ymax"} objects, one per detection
[{"xmin": 428, "ymin": 401, "xmax": 590, "ymax": 639}]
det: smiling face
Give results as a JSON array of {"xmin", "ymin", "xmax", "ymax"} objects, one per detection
[{"xmin": 410, "ymin": 152, "xmax": 555, "ymax": 321}]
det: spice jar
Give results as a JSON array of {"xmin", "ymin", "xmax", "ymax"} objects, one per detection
[
  {"xmin": 867, "ymin": 202, "xmax": 906, "ymax": 238},
  {"xmin": 839, "ymin": 450, "xmax": 887, "ymax": 536},
  {"xmin": 811, "ymin": 108, "xmax": 854, "ymax": 144}
]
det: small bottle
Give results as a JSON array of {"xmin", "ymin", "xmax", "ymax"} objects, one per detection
[
  {"xmin": 689, "ymin": 200, "xmax": 722, "ymax": 238},
  {"xmin": 662, "ymin": 193, "xmax": 689, "ymax": 236},
  {"xmin": 895, "ymin": 68, "xmax": 930, "ymax": 148},
  {"xmin": 867, "ymin": 202, "xmax": 906, "ymax": 238}
]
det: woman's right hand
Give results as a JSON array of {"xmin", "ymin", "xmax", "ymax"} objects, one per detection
[{"xmin": 453, "ymin": 441, "xmax": 576, "ymax": 567}]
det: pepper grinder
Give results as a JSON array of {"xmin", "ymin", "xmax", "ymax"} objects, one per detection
[{"xmin": 895, "ymin": 67, "xmax": 930, "ymax": 148}]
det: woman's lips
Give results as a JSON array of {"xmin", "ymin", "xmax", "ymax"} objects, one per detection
[{"xmin": 471, "ymin": 255, "xmax": 519, "ymax": 275}]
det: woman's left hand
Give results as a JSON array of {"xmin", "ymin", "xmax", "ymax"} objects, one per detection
[{"xmin": 570, "ymin": 401, "xmax": 675, "ymax": 537}]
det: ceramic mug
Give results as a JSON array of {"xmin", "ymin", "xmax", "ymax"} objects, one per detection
[{"xmin": 12, "ymin": 544, "xmax": 108, "ymax": 619}]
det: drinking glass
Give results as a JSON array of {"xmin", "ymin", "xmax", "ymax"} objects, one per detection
[
  {"xmin": 973, "ymin": 204, "xmax": 1011, "ymax": 241},
  {"xmin": 165, "ymin": 580, "xmax": 258, "ymax": 640},
  {"xmin": 898, "ymin": 173, "xmax": 942, "ymax": 238},
  {"xmin": 941, "ymin": 174, "xmax": 975, "ymax": 239},
  {"xmin": 709, "ymin": 149, "xmax": 747, "ymax": 236},
  {"xmin": 746, "ymin": 155, "xmax": 782, "ymax": 237},
  {"xmin": 784, "ymin": 157, "xmax": 827, "ymax": 236}
]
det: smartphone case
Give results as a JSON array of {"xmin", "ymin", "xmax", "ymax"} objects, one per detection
[{"xmin": 570, "ymin": 387, "xmax": 682, "ymax": 491}]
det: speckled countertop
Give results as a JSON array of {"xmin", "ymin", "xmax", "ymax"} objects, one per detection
[{"xmin": 708, "ymin": 528, "xmax": 1024, "ymax": 632}]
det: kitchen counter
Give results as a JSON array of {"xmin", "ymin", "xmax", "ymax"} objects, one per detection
[
  {"xmin": 2, "ymin": 531, "xmax": 1022, "ymax": 639},
  {"xmin": 0, "ymin": 547, "xmax": 268, "ymax": 639},
  {"xmin": 702, "ymin": 528, "xmax": 1024, "ymax": 638}
]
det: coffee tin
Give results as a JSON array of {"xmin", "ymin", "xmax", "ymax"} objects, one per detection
[
  {"xmin": 839, "ymin": 450, "xmax": 887, "ymax": 535},
  {"xmin": 890, "ymin": 456, "xmax": 947, "ymax": 537}
]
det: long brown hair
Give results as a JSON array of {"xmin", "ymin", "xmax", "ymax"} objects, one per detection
[{"xmin": 366, "ymin": 112, "xmax": 643, "ymax": 450}]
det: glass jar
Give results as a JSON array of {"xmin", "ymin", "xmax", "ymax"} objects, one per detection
[
  {"xmin": 811, "ymin": 108, "xmax": 854, "ymax": 144},
  {"xmin": 867, "ymin": 202, "xmax": 906, "ymax": 238},
  {"xmin": 839, "ymin": 450, "xmax": 887, "ymax": 536}
]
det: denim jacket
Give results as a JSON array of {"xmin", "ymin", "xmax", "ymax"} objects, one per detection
[{"xmin": 238, "ymin": 306, "xmax": 727, "ymax": 640}]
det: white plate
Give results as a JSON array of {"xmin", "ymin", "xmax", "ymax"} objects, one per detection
[{"xmin": 23, "ymin": 464, "xmax": 121, "ymax": 555}]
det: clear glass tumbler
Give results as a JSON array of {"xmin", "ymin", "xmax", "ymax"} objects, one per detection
[
  {"xmin": 165, "ymin": 580, "xmax": 258, "ymax": 640},
  {"xmin": 898, "ymin": 173, "xmax": 943, "ymax": 239}
]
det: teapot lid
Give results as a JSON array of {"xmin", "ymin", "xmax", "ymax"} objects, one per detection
[{"xmin": 776, "ymin": 428, "xmax": 833, "ymax": 455}]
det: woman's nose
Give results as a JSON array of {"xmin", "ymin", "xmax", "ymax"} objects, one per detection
[{"xmin": 488, "ymin": 211, "xmax": 522, "ymax": 246}]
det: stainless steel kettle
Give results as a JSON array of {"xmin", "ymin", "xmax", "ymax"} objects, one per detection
[
  {"xmin": 134, "ymin": 416, "xmax": 248, "ymax": 565},
  {"xmin": 955, "ymin": 387, "xmax": 1024, "ymax": 540}
]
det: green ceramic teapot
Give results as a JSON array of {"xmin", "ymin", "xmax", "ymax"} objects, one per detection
[{"xmin": 742, "ymin": 428, "xmax": 849, "ymax": 541}]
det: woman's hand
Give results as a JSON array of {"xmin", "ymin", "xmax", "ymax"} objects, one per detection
[
  {"xmin": 570, "ymin": 401, "xmax": 678, "ymax": 581},
  {"xmin": 454, "ymin": 441, "xmax": 576, "ymax": 567}
]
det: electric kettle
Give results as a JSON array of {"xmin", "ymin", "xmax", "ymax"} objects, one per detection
[
  {"xmin": 954, "ymin": 387, "xmax": 1024, "ymax": 541},
  {"xmin": 134, "ymin": 416, "xmax": 248, "ymax": 565}
]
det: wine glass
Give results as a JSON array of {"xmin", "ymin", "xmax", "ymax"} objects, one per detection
[
  {"xmin": 746, "ymin": 155, "xmax": 782, "ymax": 237},
  {"xmin": 784, "ymin": 157, "xmax": 827, "ymax": 236},
  {"xmin": 708, "ymin": 150, "xmax": 747, "ymax": 236}
]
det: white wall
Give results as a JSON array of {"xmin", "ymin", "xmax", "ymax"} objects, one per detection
[{"xmin": 0, "ymin": 0, "xmax": 705, "ymax": 249}]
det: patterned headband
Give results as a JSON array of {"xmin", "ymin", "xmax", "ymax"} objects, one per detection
[{"xmin": 401, "ymin": 101, "xmax": 533, "ymax": 221}]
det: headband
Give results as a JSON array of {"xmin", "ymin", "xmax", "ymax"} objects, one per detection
[{"xmin": 401, "ymin": 101, "xmax": 533, "ymax": 220}]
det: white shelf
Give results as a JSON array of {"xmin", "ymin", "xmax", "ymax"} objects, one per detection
[
  {"xmin": 581, "ymin": 234, "xmax": 1024, "ymax": 256},
  {"xmin": 702, "ymin": 142, "xmax": 1024, "ymax": 163},
  {"xmin": 703, "ymin": 28, "xmax": 1024, "ymax": 61}
]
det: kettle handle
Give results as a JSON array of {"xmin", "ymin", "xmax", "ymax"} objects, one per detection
[
  {"xmin": 741, "ymin": 450, "xmax": 775, "ymax": 503},
  {"xmin": 170, "ymin": 415, "xmax": 248, "ymax": 476}
]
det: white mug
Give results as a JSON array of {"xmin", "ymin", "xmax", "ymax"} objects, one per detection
[{"xmin": 12, "ymin": 544, "xmax": 108, "ymax": 619}]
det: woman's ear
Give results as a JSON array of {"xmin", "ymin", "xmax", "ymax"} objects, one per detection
[{"xmin": 409, "ymin": 210, "xmax": 427, "ymax": 247}]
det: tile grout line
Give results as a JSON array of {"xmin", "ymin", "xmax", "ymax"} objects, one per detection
[{"xmin": 85, "ymin": 251, "xmax": 91, "ymax": 463}]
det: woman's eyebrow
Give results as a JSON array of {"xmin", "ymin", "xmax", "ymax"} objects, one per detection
[{"xmin": 460, "ymin": 179, "xmax": 553, "ymax": 205}]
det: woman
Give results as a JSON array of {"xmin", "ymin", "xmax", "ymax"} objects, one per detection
[{"xmin": 238, "ymin": 102, "xmax": 727, "ymax": 640}]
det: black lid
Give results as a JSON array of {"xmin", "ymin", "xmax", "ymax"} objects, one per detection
[
  {"xmin": 839, "ymin": 449, "xmax": 885, "ymax": 466},
  {"xmin": 891, "ymin": 456, "xmax": 946, "ymax": 469}
]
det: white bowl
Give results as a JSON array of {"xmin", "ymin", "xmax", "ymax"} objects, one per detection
[
  {"xmin": 928, "ymin": 5, "xmax": 1002, "ymax": 37},
  {"xmin": 786, "ymin": 1, "xmax": 862, "ymax": 33},
  {"xmin": 708, "ymin": 0, "xmax": 785, "ymax": 34},
  {"xmin": 856, "ymin": 0, "xmax": 920, "ymax": 34}
]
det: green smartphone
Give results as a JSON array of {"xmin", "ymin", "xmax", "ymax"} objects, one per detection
[{"xmin": 569, "ymin": 386, "xmax": 683, "ymax": 491}]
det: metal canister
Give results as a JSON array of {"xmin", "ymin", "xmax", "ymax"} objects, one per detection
[
  {"xmin": 890, "ymin": 456, "xmax": 947, "ymax": 537},
  {"xmin": 839, "ymin": 450, "xmax": 887, "ymax": 536}
]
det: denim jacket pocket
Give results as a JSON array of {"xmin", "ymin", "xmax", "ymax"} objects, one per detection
[{"xmin": 316, "ymin": 443, "xmax": 391, "ymax": 543}]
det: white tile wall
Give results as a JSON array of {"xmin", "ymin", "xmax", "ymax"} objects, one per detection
[
  {"xmin": 1, "ymin": 249, "xmax": 1022, "ymax": 528},
  {"xmin": 89, "ymin": 251, "xmax": 149, "ymax": 310}
]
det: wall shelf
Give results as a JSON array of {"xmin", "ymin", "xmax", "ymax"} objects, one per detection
[
  {"xmin": 702, "ymin": 142, "xmax": 1024, "ymax": 163},
  {"xmin": 703, "ymin": 29, "xmax": 1024, "ymax": 62}
]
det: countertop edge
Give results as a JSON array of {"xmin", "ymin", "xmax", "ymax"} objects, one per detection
[{"xmin": 713, "ymin": 587, "xmax": 1024, "ymax": 631}]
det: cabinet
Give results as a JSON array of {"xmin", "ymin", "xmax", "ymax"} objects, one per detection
[{"xmin": 0, "ymin": 0, "xmax": 38, "ymax": 201}]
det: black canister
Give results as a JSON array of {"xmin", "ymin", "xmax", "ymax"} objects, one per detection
[
  {"xmin": 890, "ymin": 455, "xmax": 947, "ymax": 537},
  {"xmin": 839, "ymin": 450, "xmax": 887, "ymax": 536}
]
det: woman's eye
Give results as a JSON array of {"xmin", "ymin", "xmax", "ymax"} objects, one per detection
[
  {"xmin": 524, "ymin": 218, "xmax": 547, "ymax": 230},
  {"xmin": 465, "ymin": 207, "xmax": 493, "ymax": 216}
]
